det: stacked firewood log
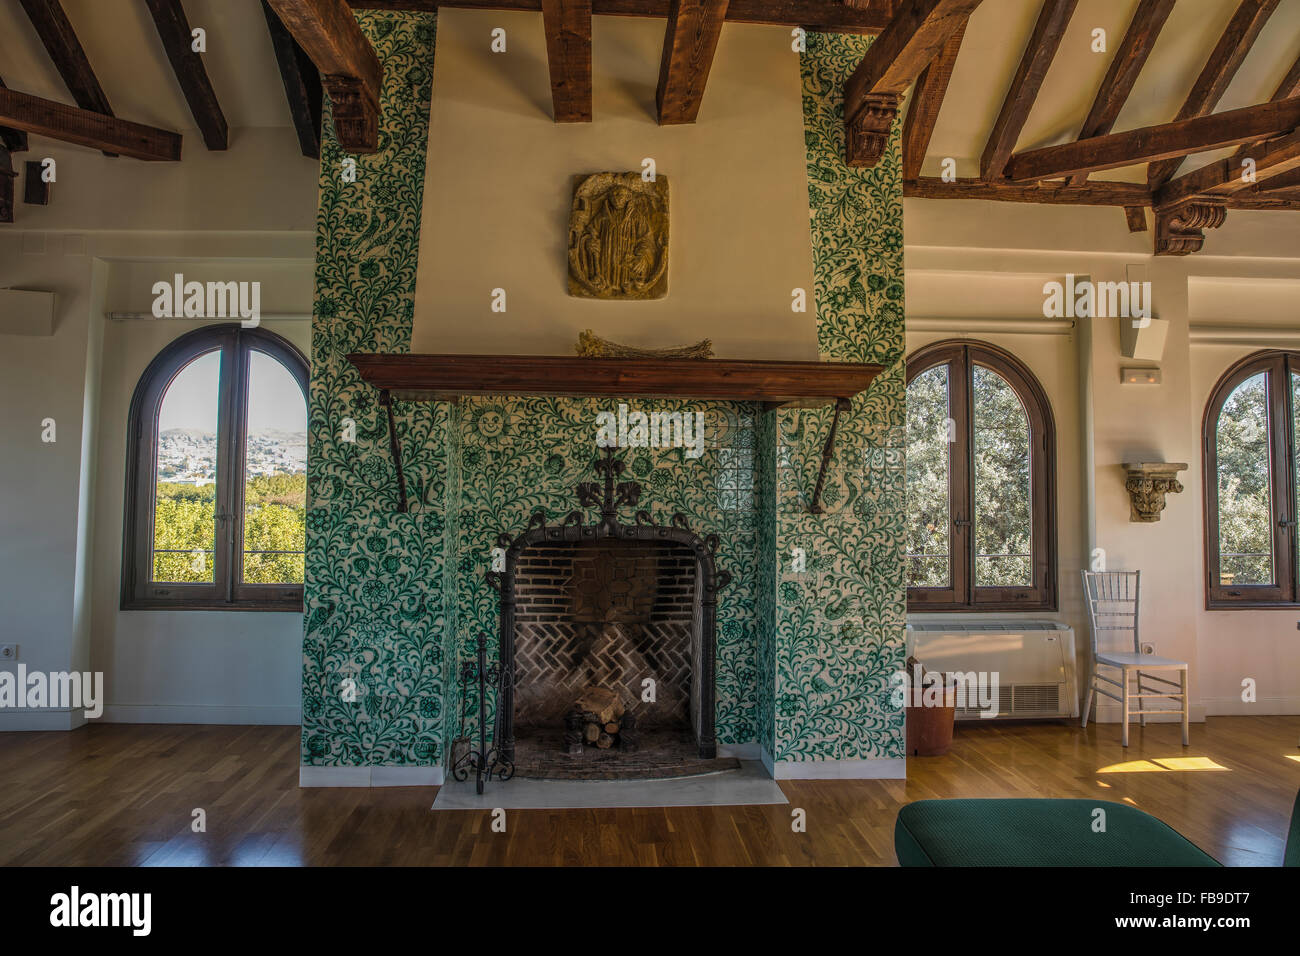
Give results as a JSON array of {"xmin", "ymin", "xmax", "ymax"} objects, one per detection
[{"xmin": 566, "ymin": 686, "xmax": 638, "ymax": 753}]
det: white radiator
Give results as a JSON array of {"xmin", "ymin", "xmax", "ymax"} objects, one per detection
[{"xmin": 906, "ymin": 621, "xmax": 1079, "ymax": 721}]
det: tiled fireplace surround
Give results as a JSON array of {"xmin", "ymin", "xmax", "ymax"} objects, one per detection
[{"xmin": 300, "ymin": 13, "xmax": 907, "ymax": 786}]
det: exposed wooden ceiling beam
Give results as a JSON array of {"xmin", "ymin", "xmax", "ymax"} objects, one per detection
[
  {"xmin": 901, "ymin": 14, "xmax": 966, "ymax": 181},
  {"xmin": 266, "ymin": 0, "xmax": 382, "ymax": 153},
  {"xmin": 0, "ymin": 147, "xmax": 15, "ymax": 223},
  {"xmin": 1252, "ymin": 166, "xmax": 1300, "ymax": 193},
  {"xmin": 18, "ymin": 0, "xmax": 117, "ymax": 156},
  {"xmin": 144, "ymin": 0, "xmax": 228, "ymax": 150},
  {"xmin": 0, "ymin": 79, "xmax": 29, "ymax": 153},
  {"xmin": 1146, "ymin": 0, "xmax": 1280, "ymax": 187},
  {"xmin": 843, "ymin": 0, "xmax": 982, "ymax": 168},
  {"xmin": 541, "ymin": 0, "xmax": 593, "ymax": 122},
  {"xmin": 1154, "ymin": 127, "xmax": 1300, "ymax": 209},
  {"xmin": 905, "ymin": 175, "xmax": 1148, "ymax": 206},
  {"xmin": 1068, "ymin": 0, "xmax": 1175, "ymax": 186},
  {"xmin": 1006, "ymin": 97, "xmax": 1300, "ymax": 183},
  {"xmin": 656, "ymin": 0, "xmax": 729, "ymax": 125},
  {"xmin": 262, "ymin": 0, "xmax": 324, "ymax": 158},
  {"xmin": 346, "ymin": 0, "xmax": 891, "ymax": 32},
  {"xmin": 18, "ymin": 0, "xmax": 113, "ymax": 115},
  {"xmin": 0, "ymin": 87, "xmax": 181, "ymax": 161},
  {"xmin": 1227, "ymin": 51, "xmax": 1300, "ymax": 170},
  {"xmin": 980, "ymin": 0, "xmax": 1078, "ymax": 181}
]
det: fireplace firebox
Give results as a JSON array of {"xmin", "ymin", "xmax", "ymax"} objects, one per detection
[{"xmin": 487, "ymin": 448, "xmax": 731, "ymax": 763}]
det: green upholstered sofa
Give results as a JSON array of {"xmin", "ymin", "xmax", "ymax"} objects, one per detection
[{"xmin": 895, "ymin": 790, "xmax": 1300, "ymax": 867}]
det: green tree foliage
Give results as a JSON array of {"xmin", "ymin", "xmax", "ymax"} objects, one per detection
[
  {"xmin": 152, "ymin": 473, "xmax": 305, "ymax": 584},
  {"xmin": 906, "ymin": 366, "xmax": 950, "ymax": 587},
  {"xmin": 1215, "ymin": 374, "xmax": 1273, "ymax": 584},
  {"xmin": 906, "ymin": 364, "xmax": 1032, "ymax": 589},
  {"xmin": 243, "ymin": 473, "xmax": 306, "ymax": 584}
]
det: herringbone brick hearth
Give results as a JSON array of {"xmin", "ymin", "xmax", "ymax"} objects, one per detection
[{"xmin": 513, "ymin": 541, "xmax": 696, "ymax": 732}]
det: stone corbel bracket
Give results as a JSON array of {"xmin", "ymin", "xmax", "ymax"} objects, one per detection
[
  {"xmin": 1123, "ymin": 462, "xmax": 1188, "ymax": 522},
  {"xmin": 845, "ymin": 93, "xmax": 900, "ymax": 168},
  {"xmin": 1153, "ymin": 198, "xmax": 1227, "ymax": 256}
]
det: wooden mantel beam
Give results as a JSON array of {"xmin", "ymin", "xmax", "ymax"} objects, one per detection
[
  {"xmin": 656, "ymin": 0, "xmax": 729, "ymax": 125},
  {"xmin": 541, "ymin": 0, "xmax": 593, "ymax": 122},
  {"xmin": 144, "ymin": 0, "xmax": 229, "ymax": 150},
  {"xmin": 843, "ymin": 0, "xmax": 982, "ymax": 168},
  {"xmin": 1005, "ymin": 97, "xmax": 1300, "ymax": 183},
  {"xmin": 0, "ymin": 87, "xmax": 181, "ymax": 161},
  {"xmin": 347, "ymin": 0, "xmax": 892, "ymax": 33},
  {"xmin": 1146, "ymin": 0, "xmax": 1280, "ymax": 187},
  {"xmin": 980, "ymin": 0, "xmax": 1077, "ymax": 181},
  {"xmin": 266, "ymin": 0, "xmax": 382, "ymax": 153},
  {"xmin": 1069, "ymin": 0, "xmax": 1175, "ymax": 186}
]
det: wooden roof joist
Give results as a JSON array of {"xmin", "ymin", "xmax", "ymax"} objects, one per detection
[{"xmin": 1005, "ymin": 98, "xmax": 1300, "ymax": 183}]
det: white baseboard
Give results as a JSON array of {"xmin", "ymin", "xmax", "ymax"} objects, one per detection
[
  {"xmin": 100, "ymin": 704, "xmax": 301, "ymax": 725},
  {"xmin": 760, "ymin": 745, "xmax": 775, "ymax": 777},
  {"xmin": 0, "ymin": 708, "xmax": 88, "ymax": 731},
  {"xmin": 299, "ymin": 765, "xmax": 445, "ymax": 787},
  {"xmin": 1200, "ymin": 697, "xmax": 1300, "ymax": 716},
  {"xmin": 718, "ymin": 742, "xmax": 760, "ymax": 760},
  {"xmin": 772, "ymin": 756, "xmax": 906, "ymax": 779}
]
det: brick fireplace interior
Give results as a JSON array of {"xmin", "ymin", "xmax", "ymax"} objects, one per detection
[{"xmin": 509, "ymin": 538, "xmax": 721, "ymax": 778}]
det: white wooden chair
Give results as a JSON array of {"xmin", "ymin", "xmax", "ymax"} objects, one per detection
[{"xmin": 1080, "ymin": 570, "xmax": 1189, "ymax": 747}]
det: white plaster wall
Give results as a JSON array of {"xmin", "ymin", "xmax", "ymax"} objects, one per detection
[{"xmin": 904, "ymin": 195, "xmax": 1300, "ymax": 720}]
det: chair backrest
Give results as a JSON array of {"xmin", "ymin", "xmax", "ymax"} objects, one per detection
[{"xmin": 1080, "ymin": 570, "xmax": 1141, "ymax": 657}]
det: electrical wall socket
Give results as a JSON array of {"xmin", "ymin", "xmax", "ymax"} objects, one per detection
[
  {"xmin": 0, "ymin": 644, "xmax": 16, "ymax": 660},
  {"xmin": 1141, "ymin": 642, "xmax": 1155, "ymax": 655}
]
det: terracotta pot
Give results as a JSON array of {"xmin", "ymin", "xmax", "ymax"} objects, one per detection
[{"xmin": 905, "ymin": 683, "xmax": 957, "ymax": 757}]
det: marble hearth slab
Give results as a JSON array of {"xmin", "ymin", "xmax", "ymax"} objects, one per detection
[{"xmin": 430, "ymin": 760, "xmax": 787, "ymax": 810}]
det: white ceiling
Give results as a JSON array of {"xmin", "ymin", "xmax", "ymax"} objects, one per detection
[
  {"xmin": 920, "ymin": 0, "xmax": 1300, "ymax": 183},
  {"xmin": 0, "ymin": 0, "xmax": 296, "ymax": 134}
]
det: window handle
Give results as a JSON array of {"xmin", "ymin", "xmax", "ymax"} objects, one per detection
[
  {"xmin": 953, "ymin": 518, "xmax": 971, "ymax": 528},
  {"xmin": 1279, "ymin": 518, "xmax": 1297, "ymax": 530}
]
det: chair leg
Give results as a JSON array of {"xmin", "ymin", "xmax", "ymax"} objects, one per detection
[
  {"xmin": 1081, "ymin": 667, "xmax": 1094, "ymax": 728},
  {"xmin": 1138, "ymin": 672, "xmax": 1146, "ymax": 727},
  {"xmin": 1180, "ymin": 669, "xmax": 1189, "ymax": 746},
  {"xmin": 1121, "ymin": 668, "xmax": 1130, "ymax": 747}
]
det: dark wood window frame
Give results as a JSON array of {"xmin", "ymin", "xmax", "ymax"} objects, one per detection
[
  {"xmin": 905, "ymin": 340, "xmax": 1058, "ymax": 613},
  {"xmin": 121, "ymin": 324, "xmax": 308, "ymax": 611},
  {"xmin": 1202, "ymin": 349, "xmax": 1300, "ymax": 609}
]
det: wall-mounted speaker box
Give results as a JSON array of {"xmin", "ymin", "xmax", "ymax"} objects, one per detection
[
  {"xmin": 0, "ymin": 288, "xmax": 56, "ymax": 336},
  {"xmin": 1119, "ymin": 316, "xmax": 1168, "ymax": 361}
]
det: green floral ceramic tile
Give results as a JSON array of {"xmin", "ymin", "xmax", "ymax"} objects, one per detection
[
  {"xmin": 302, "ymin": 11, "xmax": 443, "ymax": 768},
  {"xmin": 764, "ymin": 31, "xmax": 906, "ymax": 763},
  {"xmin": 303, "ymin": 19, "xmax": 905, "ymax": 771}
]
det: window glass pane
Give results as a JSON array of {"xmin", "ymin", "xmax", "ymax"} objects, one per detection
[
  {"xmin": 1294, "ymin": 371, "xmax": 1299, "ymax": 583},
  {"xmin": 242, "ymin": 350, "xmax": 306, "ymax": 584},
  {"xmin": 1216, "ymin": 372, "xmax": 1274, "ymax": 586},
  {"xmin": 973, "ymin": 365, "xmax": 1032, "ymax": 587},
  {"xmin": 153, "ymin": 350, "xmax": 219, "ymax": 582},
  {"xmin": 906, "ymin": 364, "xmax": 951, "ymax": 587}
]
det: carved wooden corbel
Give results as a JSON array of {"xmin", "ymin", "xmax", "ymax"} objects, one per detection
[
  {"xmin": 1153, "ymin": 198, "xmax": 1227, "ymax": 256},
  {"xmin": 845, "ymin": 93, "xmax": 900, "ymax": 168},
  {"xmin": 1123, "ymin": 462, "xmax": 1188, "ymax": 522}
]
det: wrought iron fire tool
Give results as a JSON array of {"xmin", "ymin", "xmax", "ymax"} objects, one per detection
[{"xmin": 452, "ymin": 632, "xmax": 514, "ymax": 794}]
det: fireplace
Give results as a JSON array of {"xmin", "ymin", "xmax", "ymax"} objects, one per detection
[{"xmin": 488, "ymin": 448, "xmax": 731, "ymax": 768}]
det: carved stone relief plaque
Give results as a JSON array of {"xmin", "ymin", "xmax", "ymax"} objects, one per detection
[{"xmin": 568, "ymin": 172, "xmax": 669, "ymax": 300}]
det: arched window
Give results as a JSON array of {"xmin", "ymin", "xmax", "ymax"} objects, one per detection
[
  {"xmin": 1203, "ymin": 349, "xmax": 1300, "ymax": 608},
  {"xmin": 905, "ymin": 341, "xmax": 1056, "ymax": 611},
  {"xmin": 122, "ymin": 325, "xmax": 308, "ymax": 610}
]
